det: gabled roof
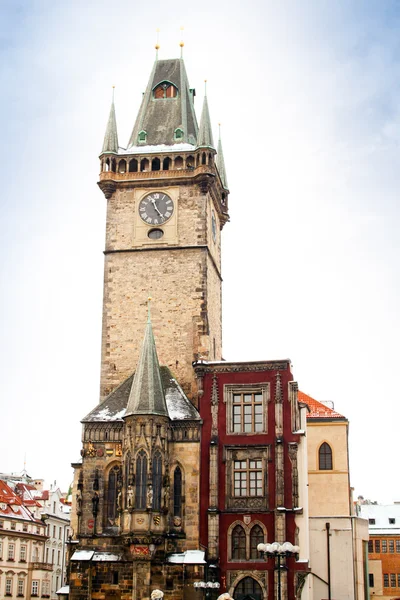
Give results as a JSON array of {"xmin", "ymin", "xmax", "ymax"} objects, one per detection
[
  {"xmin": 0, "ymin": 480, "xmax": 41, "ymax": 522},
  {"xmin": 82, "ymin": 367, "xmax": 200, "ymax": 423},
  {"xmin": 127, "ymin": 58, "xmax": 198, "ymax": 148},
  {"xmin": 298, "ymin": 391, "xmax": 347, "ymax": 421}
]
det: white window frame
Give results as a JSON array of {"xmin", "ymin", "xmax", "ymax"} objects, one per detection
[
  {"xmin": 224, "ymin": 383, "xmax": 270, "ymax": 435},
  {"xmin": 32, "ymin": 580, "xmax": 39, "ymax": 596}
]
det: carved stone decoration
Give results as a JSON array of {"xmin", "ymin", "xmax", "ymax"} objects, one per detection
[
  {"xmin": 225, "ymin": 446, "xmax": 269, "ymax": 510},
  {"xmin": 76, "ymin": 489, "xmax": 83, "ymax": 516},
  {"xmin": 275, "ymin": 442, "xmax": 284, "ymax": 507},
  {"xmin": 93, "ymin": 469, "xmax": 99, "ymax": 491},
  {"xmin": 211, "ymin": 374, "xmax": 219, "ymax": 438},
  {"xmin": 275, "ymin": 372, "xmax": 283, "ymax": 437},
  {"xmin": 92, "ymin": 492, "xmax": 99, "ymax": 517},
  {"xmin": 227, "ymin": 570, "xmax": 268, "ymax": 600},
  {"xmin": 288, "ymin": 443, "xmax": 299, "ymax": 508},
  {"xmin": 295, "ymin": 572, "xmax": 309, "ymax": 600},
  {"xmin": 289, "ymin": 381, "xmax": 300, "ymax": 432},
  {"xmin": 86, "ymin": 442, "xmax": 96, "ymax": 457},
  {"xmin": 98, "ymin": 180, "xmax": 117, "ymax": 199}
]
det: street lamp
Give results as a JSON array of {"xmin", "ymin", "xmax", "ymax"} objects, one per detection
[
  {"xmin": 257, "ymin": 542, "xmax": 299, "ymax": 600},
  {"xmin": 194, "ymin": 581, "xmax": 221, "ymax": 600}
]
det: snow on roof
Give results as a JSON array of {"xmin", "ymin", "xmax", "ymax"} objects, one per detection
[
  {"xmin": 167, "ymin": 550, "xmax": 206, "ymax": 564},
  {"xmin": 298, "ymin": 391, "xmax": 346, "ymax": 420},
  {"xmin": 119, "ymin": 142, "xmax": 196, "ymax": 155}
]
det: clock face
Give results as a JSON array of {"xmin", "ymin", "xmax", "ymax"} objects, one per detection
[{"xmin": 139, "ymin": 192, "xmax": 174, "ymax": 225}]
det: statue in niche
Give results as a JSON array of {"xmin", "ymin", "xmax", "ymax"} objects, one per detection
[
  {"xmin": 127, "ymin": 485, "xmax": 135, "ymax": 510},
  {"xmin": 92, "ymin": 492, "xmax": 99, "ymax": 516},
  {"xmin": 117, "ymin": 489, "xmax": 123, "ymax": 512},
  {"xmin": 163, "ymin": 485, "xmax": 170, "ymax": 511},
  {"xmin": 76, "ymin": 489, "xmax": 83, "ymax": 515},
  {"xmin": 147, "ymin": 484, "xmax": 153, "ymax": 509}
]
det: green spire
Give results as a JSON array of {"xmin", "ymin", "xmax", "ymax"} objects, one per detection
[
  {"xmin": 125, "ymin": 300, "xmax": 168, "ymax": 417},
  {"xmin": 101, "ymin": 88, "xmax": 118, "ymax": 154},
  {"xmin": 197, "ymin": 82, "xmax": 214, "ymax": 149},
  {"xmin": 216, "ymin": 124, "xmax": 228, "ymax": 189}
]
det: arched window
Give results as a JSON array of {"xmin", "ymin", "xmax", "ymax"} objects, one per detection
[
  {"xmin": 250, "ymin": 525, "xmax": 264, "ymax": 559},
  {"xmin": 153, "ymin": 82, "xmax": 178, "ymax": 99},
  {"xmin": 174, "ymin": 128, "xmax": 184, "ymax": 141},
  {"xmin": 138, "ymin": 130, "xmax": 147, "ymax": 143},
  {"xmin": 140, "ymin": 158, "xmax": 149, "ymax": 172},
  {"xmin": 234, "ymin": 577, "xmax": 262, "ymax": 600},
  {"xmin": 162, "ymin": 157, "xmax": 171, "ymax": 170},
  {"xmin": 136, "ymin": 451, "xmax": 148, "ymax": 509},
  {"xmin": 151, "ymin": 157, "xmax": 161, "ymax": 171},
  {"xmin": 319, "ymin": 442, "xmax": 333, "ymax": 470},
  {"xmin": 232, "ymin": 525, "xmax": 246, "ymax": 560},
  {"xmin": 106, "ymin": 465, "xmax": 121, "ymax": 523},
  {"xmin": 129, "ymin": 158, "xmax": 138, "ymax": 172},
  {"xmin": 111, "ymin": 158, "xmax": 116, "ymax": 172},
  {"xmin": 118, "ymin": 159, "xmax": 126, "ymax": 173},
  {"xmin": 152, "ymin": 452, "xmax": 162, "ymax": 510},
  {"xmin": 202, "ymin": 152, "xmax": 206, "ymax": 165},
  {"xmin": 173, "ymin": 466, "xmax": 182, "ymax": 517},
  {"xmin": 174, "ymin": 156, "xmax": 183, "ymax": 170}
]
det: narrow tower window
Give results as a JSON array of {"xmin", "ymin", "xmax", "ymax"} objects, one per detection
[
  {"xmin": 152, "ymin": 452, "xmax": 162, "ymax": 510},
  {"xmin": 151, "ymin": 157, "xmax": 161, "ymax": 171},
  {"xmin": 173, "ymin": 466, "xmax": 182, "ymax": 517},
  {"xmin": 318, "ymin": 442, "xmax": 333, "ymax": 470},
  {"xmin": 106, "ymin": 465, "xmax": 121, "ymax": 523},
  {"xmin": 136, "ymin": 450, "xmax": 148, "ymax": 509},
  {"xmin": 250, "ymin": 525, "xmax": 264, "ymax": 559}
]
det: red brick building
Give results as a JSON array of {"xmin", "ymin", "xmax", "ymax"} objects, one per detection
[{"xmin": 194, "ymin": 359, "xmax": 310, "ymax": 600}]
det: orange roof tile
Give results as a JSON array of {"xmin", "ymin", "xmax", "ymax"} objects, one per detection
[{"xmin": 298, "ymin": 391, "xmax": 347, "ymax": 420}]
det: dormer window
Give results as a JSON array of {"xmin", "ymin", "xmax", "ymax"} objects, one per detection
[
  {"xmin": 174, "ymin": 128, "xmax": 184, "ymax": 141},
  {"xmin": 138, "ymin": 130, "xmax": 147, "ymax": 144},
  {"xmin": 153, "ymin": 82, "xmax": 178, "ymax": 99}
]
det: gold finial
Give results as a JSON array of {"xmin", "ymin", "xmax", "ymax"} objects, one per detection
[
  {"xmin": 218, "ymin": 122, "xmax": 221, "ymax": 139},
  {"xmin": 155, "ymin": 28, "xmax": 160, "ymax": 57},
  {"xmin": 112, "ymin": 85, "xmax": 115, "ymax": 102},
  {"xmin": 204, "ymin": 79, "xmax": 207, "ymax": 95},
  {"xmin": 147, "ymin": 296, "xmax": 152, "ymax": 322},
  {"xmin": 180, "ymin": 26, "xmax": 184, "ymax": 57}
]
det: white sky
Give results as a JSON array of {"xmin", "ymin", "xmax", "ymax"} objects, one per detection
[{"xmin": 1, "ymin": 0, "xmax": 399, "ymax": 503}]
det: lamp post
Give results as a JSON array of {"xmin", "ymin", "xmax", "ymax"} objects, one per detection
[
  {"xmin": 257, "ymin": 542, "xmax": 299, "ymax": 600},
  {"xmin": 193, "ymin": 580, "xmax": 221, "ymax": 600}
]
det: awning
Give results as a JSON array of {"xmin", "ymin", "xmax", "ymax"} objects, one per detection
[
  {"xmin": 56, "ymin": 586, "xmax": 69, "ymax": 595},
  {"xmin": 71, "ymin": 550, "xmax": 94, "ymax": 561},
  {"xmin": 71, "ymin": 550, "xmax": 122, "ymax": 562},
  {"xmin": 166, "ymin": 550, "xmax": 206, "ymax": 564}
]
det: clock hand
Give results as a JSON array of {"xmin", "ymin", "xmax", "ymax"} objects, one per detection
[{"xmin": 150, "ymin": 198, "xmax": 163, "ymax": 217}]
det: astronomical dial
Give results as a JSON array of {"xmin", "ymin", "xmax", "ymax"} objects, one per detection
[{"xmin": 139, "ymin": 192, "xmax": 174, "ymax": 225}]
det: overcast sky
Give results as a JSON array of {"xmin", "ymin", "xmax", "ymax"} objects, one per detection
[{"xmin": 1, "ymin": 0, "xmax": 399, "ymax": 503}]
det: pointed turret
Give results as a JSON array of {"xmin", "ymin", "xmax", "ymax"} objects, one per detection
[
  {"xmin": 216, "ymin": 128, "xmax": 228, "ymax": 189},
  {"xmin": 197, "ymin": 85, "xmax": 214, "ymax": 149},
  {"xmin": 128, "ymin": 58, "xmax": 198, "ymax": 148},
  {"xmin": 101, "ymin": 91, "xmax": 118, "ymax": 154},
  {"xmin": 125, "ymin": 306, "xmax": 168, "ymax": 417}
]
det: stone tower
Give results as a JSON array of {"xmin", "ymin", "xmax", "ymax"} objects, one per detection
[{"xmin": 98, "ymin": 57, "xmax": 229, "ymax": 402}]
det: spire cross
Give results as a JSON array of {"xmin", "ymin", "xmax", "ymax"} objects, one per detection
[
  {"xmin": 147, "ymin": 296, "xmax": 152, "ymax": 323},
  {"xmin": 112, "ymin": 85, "xmax": 115, "ymax": 103},
  {"xmin": 204, "ymin": 79, "xmax": 207, "ymax": 96}
]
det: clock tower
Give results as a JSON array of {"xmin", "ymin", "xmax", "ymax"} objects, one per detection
[{"xmin": 98, "ymin": 57, "xmax": 229, "ymax": 402}]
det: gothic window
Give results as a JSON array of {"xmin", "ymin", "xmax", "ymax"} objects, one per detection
[
  {"xmin": 234, "ymin": 577, "xmax": 262, "ymax": 600},
  {"xmin": 225, "ymin": 384, "xmax": 269, "ymax": 434},
  {"xmin": 111, "ymin": 158, "xmax": 116, "ymax": 172},
  {"xmin": 318, "ymin": 442, "xmax": 333, "ymax": 470},
  {"xmin": 234, "ymin": 459, "xmax": 262, "ymax": 497},
  {"xmin": 136, "ymin": 451, "xmax": 148, "ymax": 509},
  {"xmin": 152, "ymin": 452, "xmax": 162, "ymax": 510},
  {"xmin": 162, "ymin": 157, "xmax": 171, "ymax": 170},
  {"xmin": 118, "ymin": 159, "xmax": 126, "ymax": 173},
  {"xmin": 153, "ymin": 82, "xmax": 178, "ymax": 99},
  {"xmin": 174, "ymin": 156, "xmax": 183, "ymax": 169},
  {"xmin": 202, "ymin": 152, "xmax": 206, "ymax": 165},
  {"xmin": 173, "ymin": 466, "xmax": 182, "ymax": 517},
  {"xmin": 231, "ymin": 525, "xmax": 246, "ymax": 560},
  {"xmin": 140, "ymin": 158, "xmax": 149, "ymax": 172},
  {"xmin": 106, "ymin": 465, "xmax": 121, "ymax": 522},
  {"xmin": 250, "ymin": 525, "xmax": 264, "ymax": 559}
]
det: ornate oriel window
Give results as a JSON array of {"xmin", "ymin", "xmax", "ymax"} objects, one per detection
[
  {"xmin": 136, "ymin": 450, "xmax": 148, "ymax": 509},
  {"xmin": 225, "ymin": 446, "xmax": 269, "ymax": 510},
  {"xmin": 152, "ymin": 452, "xmax": 162, "ymax": 510},
  {"xmin": 173, "ymin": 466, "xmax": 182, "ymax": 517},
  {"xmin": 318, "ymin": 442, "xmax": 333, "ymax": 470},
  {"xmin": 224, "ymin": 383, "xmax": 270, "ymax": 435},
  {"xmin": 234, "ymin": 459, "xmax": 262, "ymax": 497},
  {"xmin": 232, "ymin": 525, "xmax": 246, "ymax": 560}
]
